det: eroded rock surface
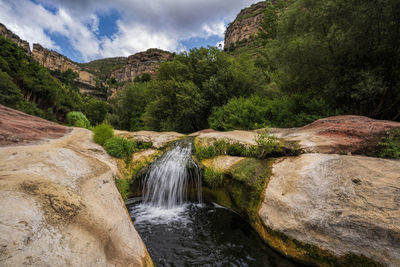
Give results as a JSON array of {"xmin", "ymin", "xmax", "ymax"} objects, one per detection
[
  {"xmin": 224, "ymin": 1, "xmax": 266, "ymax": 49},
  {"xmin": 115, "ymin": 130, "xmax": 184, "ymax": 148},
  {"xmin": 260, "ymin": 154, "xmax": 400, "ymax": 266},
  {"xmin": 0, "ymin": 104, "xmax": 70, "ymax": 146},
  {"xmin": 272, "ymin": 115, "xmax": 400, "ymax": 154},
  {"xmin": 0, "ymin": 107, "xmax": 152, "ymax": 266},
  {"xmin": 111, "ymin": 49, "xmax": 173, "ymax": 82},
  {"xmin": 194, "ymin": 116, "xmax": 400, "ymax": 155}
]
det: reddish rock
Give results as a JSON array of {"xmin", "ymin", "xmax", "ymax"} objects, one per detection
[
  {"xmin": 0, "ymin": 105, "xmax": 70, "ymax": 146},
  {"xmin": 273, "ymin": 115, "xmax": 400, "ymax": 154}
]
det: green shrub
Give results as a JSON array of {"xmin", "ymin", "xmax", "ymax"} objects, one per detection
[
  {"xmin": 93, "ymin": 124, "xmax": 114, "ymax": 146},
  {"xmin": 66, "ymin": 111, "xmax": 91, "ymax": 128},
  {"xmin": 134, "ymin": 141, "xmax": 153, "ymax": 150},
  {"xmin": 255, "ymin": 128, "xmax": 282, "ymax": 158},
  {"xmin": 208, "ymin": 94, "xmax": 336, "ymax": 131},
  {"xmin": 104, "ymin": 136, "xmax": 135, "ymax": 160},
  {"xmin": 378, "ymin": 129, "xmax": 400, "ymax": 158}
]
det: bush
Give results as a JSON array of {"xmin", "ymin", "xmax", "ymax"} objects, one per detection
[
  {"xmin": 93, "ymin": 124, "xmax": 114, "ymax": 146},
  {"xmin": 104, "ymin": 136, "xmax": 135, "ymax": 160},
  {"xmin": 255, "ymin": 128, "xmax": 282, "ymax": 159},
  {"xmin": 66, "ymin": 111, "xmax": 91, "ymax": 128},
  {"xmin": 378, "ymin": 129, "xmax": 400, "ymax": 159},
  {"xmin": 208, "ymin": 94, "xmax": 336, "ymax": 130}
]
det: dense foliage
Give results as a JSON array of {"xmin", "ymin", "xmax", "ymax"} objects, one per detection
[
  {"xmin": 93, "ymin": 124, "xmax": 114, "ymax": 146},
  {"xmin": 2, "ymin": 0, "xmax": 399, "ymax": 133},
  {"xmin": 257, "ymin": 0, "xmax": 400, "ymax": 120},
  {"xmin": 109, "ymin": 47, "xmax": 267, "ymax": 133},
  {"xmin": 66, "ymin": 111, "xmax": 91, "ymax": 128},
  {"xmin": 0, "ymin": 36, "xmax": 109, "ymax": 125}
]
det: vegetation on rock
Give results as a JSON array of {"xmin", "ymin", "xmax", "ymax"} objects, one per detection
[
  {"xmin": 378, "ymin": 129, "xmax": 400, "ymax": 158},
  {"xmin": 93, "ymin": 124, "xmax": 114, "ymax": 146},
  {"xmin": 66, "ymin": 111, "xmax": 91, "ymax": 129}
]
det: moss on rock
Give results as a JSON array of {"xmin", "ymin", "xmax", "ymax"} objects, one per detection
[{"xmin": 201, "ymin": 155, "xmax": 381, "ymax": 267}]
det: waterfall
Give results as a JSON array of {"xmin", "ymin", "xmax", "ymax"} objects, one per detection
[{"xmin": 142, "ymin": 139, "xmax": 202, "ymax": 209}]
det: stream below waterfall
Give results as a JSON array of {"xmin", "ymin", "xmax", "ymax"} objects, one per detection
[{"xmin": 126, "ymin": 139, "xmax": 304, "ymax": 266}]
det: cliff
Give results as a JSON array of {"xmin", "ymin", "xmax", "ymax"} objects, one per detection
[
  {"xmin": 0, "ymin": 23, "xmax": 30, "ymax": 54},
  {"xmin": 32, "ymin": 43, "xmax": 100, "ymax": 96},
  {"xmin": 111, "ymin": 48, "xmax": 173, "ymax": 82},
  {"xmin": 224, "ymin": 1, "xmax": 266, "ymax": 50},
  {"xmin": 32, "ymin": 43, "xmax": 80, "ymax": 72}
]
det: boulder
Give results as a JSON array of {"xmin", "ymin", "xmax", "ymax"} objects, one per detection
[
  {"xmin": 260, "ymin": 153, "xmax": 400, "ymax": 266},
  {"xmin": 0, "ymin": 104, "xmax": 70, "ymax": 146},
  {"xmin": 115, "ymin": 130, "xmax": 184, "ymax": 149},
  {"xmin": 272, "ymin": 115, "xmax": 400, "ymax": 154},
  {"xmin": 194, "ymin": 115, "xmax": 400, "ymax": 155},
  {"xmin": 0, "ymin": 108, "xmax": 152, "ymax": 266}
]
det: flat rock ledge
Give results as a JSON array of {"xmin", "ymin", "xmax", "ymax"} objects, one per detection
[
  {"xmin": 194, "ymin": 115, "xmax": 400, "ymax": 155},
  {"xmin": 260, "ymin": 154, "xmax": 400, "ymax": 266},
  {"xmin": 0, "ymin": 128, "xmax": 152, "ymax": 266}
]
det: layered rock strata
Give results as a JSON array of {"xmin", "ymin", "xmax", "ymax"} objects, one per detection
[{"xmin": 111, "ymin": 49, "xmax": 173, "ymax": 82}]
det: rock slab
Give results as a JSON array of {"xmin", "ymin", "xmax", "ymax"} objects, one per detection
[{"xmin": 260, "ymin": 153, "xmax": 400, "ymax": 266}]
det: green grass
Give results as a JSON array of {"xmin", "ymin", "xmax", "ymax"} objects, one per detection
[
  {"xmin": 115, "ymin": 178, "xmax": 130, "ymax": 201},
  {"xmin": 93, "ymin": 124, "xmax": 114, "ymax": 145},
  {"xmin": 104, "ymin": 136, "xmax": 135, "ymax": 160}
]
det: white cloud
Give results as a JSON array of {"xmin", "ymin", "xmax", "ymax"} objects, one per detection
[{"xmin": 0, "ymin": 0, "xmax": 261, "ymax": 61}]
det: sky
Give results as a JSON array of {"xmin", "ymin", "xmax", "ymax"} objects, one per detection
[{"xmin": 0, "ymin": 0, "xmax": 260, "ymax": 63}]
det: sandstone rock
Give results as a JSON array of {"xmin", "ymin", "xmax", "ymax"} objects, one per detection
[
  {"xmin": 224, "ymin": 1, "xmax": 266, "ymax": 49},
  {"xmin": 115, "ymin": 130, "xmax": 184, "ymax": 149},
  {"xmin": 202, "ymin": 155, "xmax": 245, "ymax": 171},
  {"xmin": 0, "ymin": 127, "xmax": 152, "ymax": 266},
  {"xmin": 111, "ymin": 49, "xmax": 173, "ymax": 82},
  {"xmin": 272, "ymin": 115, "xmax": 400, "ymax": 154},
  {"xmin": 193, "ymin": 129, "xmax": 257, "ymax": 146},
  {"xmin": 260, "ymin": 153, "xmax": 400, "ymax": 266},
  {"xmin": 32, "ymin": 43, "xmax": 80, "ymax": 73},
  {"xmin": 0, "ymin": 23, "xmax": 30, "ymax": 54},
  {"xmin": 0, "ymin": 104, "xmax": 70, "ymax": 146}
]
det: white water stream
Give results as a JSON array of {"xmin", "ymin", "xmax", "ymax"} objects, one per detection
[{"xmin": 142, "ymin": 139, "xmax": 202, "ymax": 209}]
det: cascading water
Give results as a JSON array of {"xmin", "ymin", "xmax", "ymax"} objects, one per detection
[
  {"xmin": 142, "ymin": 138, "xmax": 201, "ymax": 209},
  {"xmin": 127, "ymin": 138, "xmax": 304, "ymax": 266}
]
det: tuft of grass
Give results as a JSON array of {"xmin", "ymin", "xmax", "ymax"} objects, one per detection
[
  {"xmin": 115, "ymin": 178, "xmax": 130, "ymax": 201},
  {"xmin": 203, "ymin": 167, "xmax": 224, "ymax": 188},
  {"xmin": 104, "ymin": 136, "xmax": 135, "ymax": 162},
  {"xmin": 93, "ymin": 124, "xmax": 114, "ymax": 145},
  {"xmin": 195, "ymin": 128, "xmax": 291, "ymax": 160},
  {"xmin": 378, "ymin": 129, "xmax": 400, "ymax": 158}
]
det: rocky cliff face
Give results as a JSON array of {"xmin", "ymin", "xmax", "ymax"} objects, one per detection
[
  {"xmin": 111, "ymin": 49, "xmax": 173, "ymax": 82},
  {"xmin": 224, "ymin": 1, "xmax": 266, "ymax": 49},
  {"xmin": 0, "ymin": 23, "xmax": 30, "ymax": 54},
  {"xmin": 32, "ymin": 43, "xmax": 99, "ymax": 95},
  {"xmin": 32, "ymin": 43, "xmax": 80, "ymax": 73}
]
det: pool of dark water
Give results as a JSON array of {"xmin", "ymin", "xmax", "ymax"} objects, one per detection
[{"xmin": 127, "ymin": 199, "xmax": 304, "ymax": 267}]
